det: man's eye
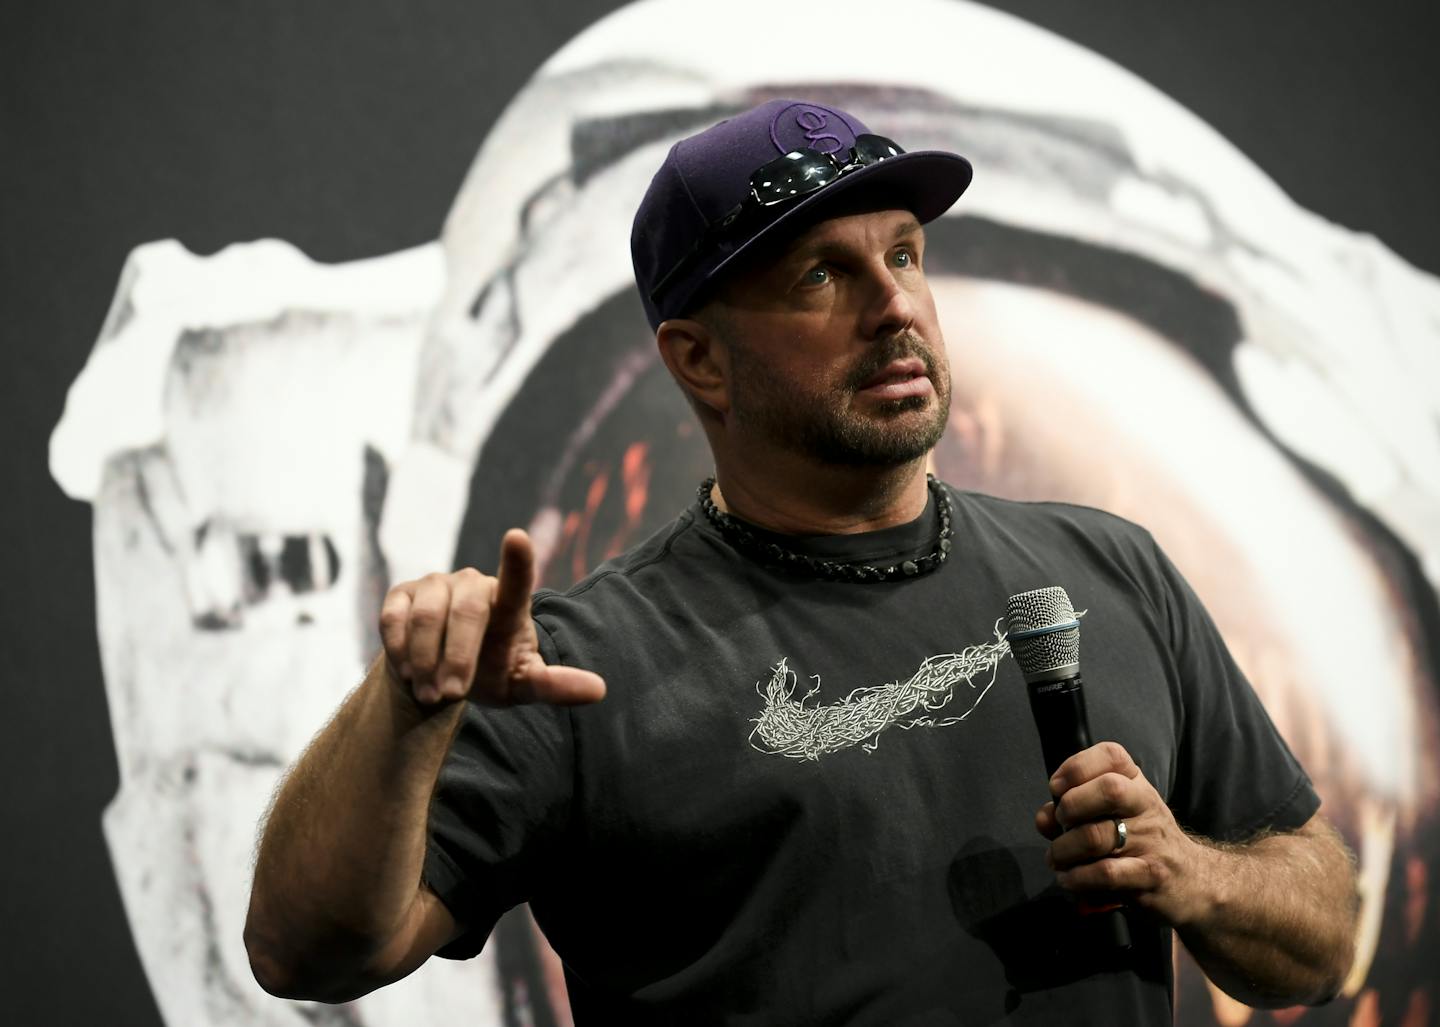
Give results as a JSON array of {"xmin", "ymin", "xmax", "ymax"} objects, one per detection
[
  {"xmin": 893, "ymin": 248, "xmax": 914, "ymax": 268},
  {"xmin": 804, "ymin": 266, "xmax": 832, "ymax": 285}
]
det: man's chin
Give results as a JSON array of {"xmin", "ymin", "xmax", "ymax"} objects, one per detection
[
  {"xmin": 816, "ymin": 405, "xmax": 948, "ymax": 466},
  {"xmin": 863, "ymin": 394, "xmax": 932, "ymax": 417}
]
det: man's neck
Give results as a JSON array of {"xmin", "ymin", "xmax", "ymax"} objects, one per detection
[{"xmin": 709, "ymin": 453, "xmax": 931, "ymax": 536}]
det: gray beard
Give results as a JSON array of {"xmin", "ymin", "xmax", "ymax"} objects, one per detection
[
  {"xmin": 729, "ymin": 335, "xmax": 951, "ymax": 467},
  {"xmin": 751, "ymin": 391, "xmax": 949, "ymax": 467}
]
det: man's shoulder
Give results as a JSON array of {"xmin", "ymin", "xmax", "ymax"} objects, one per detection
[
  {"xmin": 531, "ymin": 505, "xmax": 705, "ymax": 617},
  {"xmin": 947, "ymin": 484, "xmax": 1157, "ymax": 549}
]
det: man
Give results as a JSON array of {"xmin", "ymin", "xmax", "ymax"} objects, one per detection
[{"xmin": 244, "ymin": 99, "xmax": 1358, "ymax": 1023}]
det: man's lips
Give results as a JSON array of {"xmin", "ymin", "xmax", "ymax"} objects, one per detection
[
  {"xmin": 856, "ymin": 357, "xmax": 932, "ymax": 399},
  {"xmin": 858, "ymin": 356, "xmax": 928, "ymax": 389}
]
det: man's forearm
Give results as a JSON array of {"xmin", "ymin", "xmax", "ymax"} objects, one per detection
[
  {"xmin": 244, "ymin": 652, "xmax": 464, "ymax": 997},
  {"xmin": 1175, "ymin": 817, "xmax": 1358, "ymax": 1008}
]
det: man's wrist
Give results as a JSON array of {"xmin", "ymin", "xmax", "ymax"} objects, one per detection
[
  {"xmin": 1153, "ymin": 829, "xmax": 1229, "ymax": 930},
  {"xmin": 373, "ymin": 654, "xmax": 467, "ymax": 732}
]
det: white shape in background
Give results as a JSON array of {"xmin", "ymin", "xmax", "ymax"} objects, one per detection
[
  {"xmin": 53, "ymin": 239, "xmax": 502, "ymax": 1026},
  {"xmin": 51, "ymin": 239, "xmax": 443, "ymax": 501}
]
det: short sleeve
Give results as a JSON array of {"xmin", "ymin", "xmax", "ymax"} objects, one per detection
[
  {"xmin": 1153, "ymin": 538, "xmax": 1321, "ymax": 842},
  {"xmin": 423, "ymin": 618, "xmax": 574, "ymax": 959}
]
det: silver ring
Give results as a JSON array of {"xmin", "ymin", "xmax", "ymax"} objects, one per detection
[{"xmin": 1112, "ymin": 819, "xmax": 1128, "ymax": 853}]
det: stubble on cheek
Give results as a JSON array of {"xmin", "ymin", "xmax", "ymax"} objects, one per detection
[{"xmin": 726, "ymin": 323, "xmax": 952, "ymax": 466}]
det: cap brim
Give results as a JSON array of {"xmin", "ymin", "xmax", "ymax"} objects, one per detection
[{"xmin": 692, "ymin": 150, "xmax": 973, "ymax": 310}]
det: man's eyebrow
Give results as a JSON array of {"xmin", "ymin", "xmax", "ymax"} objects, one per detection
[
  {"xmin": 780, "ymin": 218, "xmax": 926, "ymax": 264},
  {"xmin": 892, "ymin": 218, "xmax": 924, "ymax": 240}
]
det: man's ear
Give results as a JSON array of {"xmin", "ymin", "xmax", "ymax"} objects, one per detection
[{"xmin": 656, "ymin": 316, "xmax": 731, "ymax": 416}]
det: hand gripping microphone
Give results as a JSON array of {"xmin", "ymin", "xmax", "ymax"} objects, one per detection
[{"xmin": 1004, "ymin": 585, "xmax": 1131, "ymax": 950}]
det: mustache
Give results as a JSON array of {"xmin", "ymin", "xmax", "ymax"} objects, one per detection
[{"xmin": 843, "ymin": 331, "xmax": 939, "ymax": 391}]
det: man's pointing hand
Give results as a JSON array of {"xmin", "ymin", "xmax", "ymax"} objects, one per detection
[{"xmin": 378, "ymin": 528, "xmax": 607, "ymax": 708}]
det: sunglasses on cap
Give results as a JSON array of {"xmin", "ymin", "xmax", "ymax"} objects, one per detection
[{"xmin": 648, "ymin": 133, "xmax": 906, "ymax": 307}]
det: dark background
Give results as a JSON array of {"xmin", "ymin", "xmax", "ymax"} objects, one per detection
[{"xmin": 3, "ymin": 1, "xmax": 1437, "ymax": 1022}]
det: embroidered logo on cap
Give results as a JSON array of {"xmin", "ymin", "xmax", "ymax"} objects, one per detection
[{"xmin": 768, "ymin": 102, "xmax": 863, "ymax": 156}]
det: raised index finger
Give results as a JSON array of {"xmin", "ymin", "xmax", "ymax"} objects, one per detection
[{"xmin": 490, "ymin": 528, "xmax": 537, "ymax": 637}]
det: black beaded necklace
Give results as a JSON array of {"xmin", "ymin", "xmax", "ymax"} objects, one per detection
[{"xmin": 696, "ymin": 474, "xmax": 954, "ymax": 583}]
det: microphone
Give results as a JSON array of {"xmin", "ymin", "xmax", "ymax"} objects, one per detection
[{"xmin": 1004, "ymin": 585, "xmax": 1131, "ymax": 950}]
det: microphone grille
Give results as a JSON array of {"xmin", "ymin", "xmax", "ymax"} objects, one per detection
[{"xmin": 1004, "ymin": 586, "xmax": 1080, "ymax": 679}]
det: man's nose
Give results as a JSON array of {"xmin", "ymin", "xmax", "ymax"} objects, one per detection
[{"xmin": 859, "ymin": 263, "xmax": 917, "ymax": 341}]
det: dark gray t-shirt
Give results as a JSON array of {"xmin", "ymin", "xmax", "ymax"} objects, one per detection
[{"xmin": 423, "ymin": 484, "xmax": 1318, "ymax": 1025}]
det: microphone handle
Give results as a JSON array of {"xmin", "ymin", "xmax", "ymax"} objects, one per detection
[
  {"xmin": 1027, "ymin": 671, "xmax": 1132, "ymax": 950},
  {"xmin": 1027, "ymin": 672, "xmax": 1094, "ymax": 778}
]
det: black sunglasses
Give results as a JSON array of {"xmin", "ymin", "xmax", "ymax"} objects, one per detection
[{"xmin": 648, "ymin": 133, "xmax": 906, "ymax": 307}]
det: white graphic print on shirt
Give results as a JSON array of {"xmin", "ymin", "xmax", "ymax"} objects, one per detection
[{"xmin": 749, "ymin": 628, "xmax": 1012, "ymax": 760}]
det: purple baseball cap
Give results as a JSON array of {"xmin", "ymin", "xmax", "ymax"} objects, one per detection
[{"xmin": 630, "ymin": 98, "xmax": 973, "ymax": 329}]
